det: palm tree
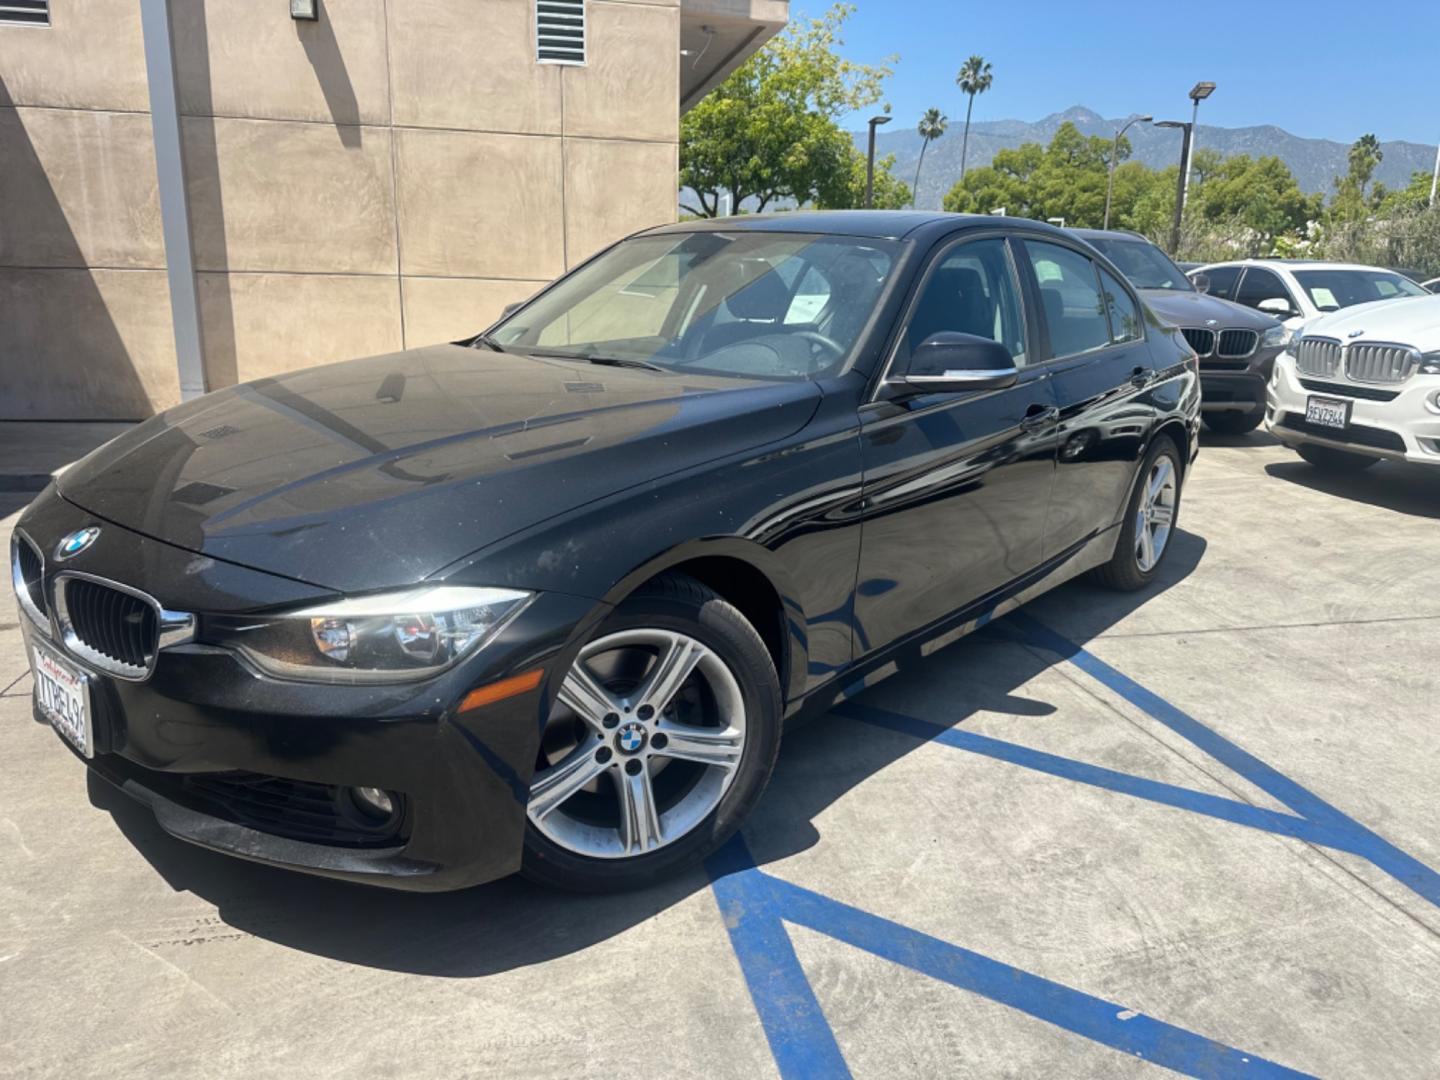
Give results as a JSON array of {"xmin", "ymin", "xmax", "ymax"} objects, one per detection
[
  {"xmin": 955, "ymin": 55, "xmax": 994, "ymax": 183},
  {"xmin": 911, "ymin": 108, "xmax": 948, "ymax": 208}
]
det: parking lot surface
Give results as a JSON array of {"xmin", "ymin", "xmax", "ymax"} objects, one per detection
[{"xmin": 3, "ymin": 433, "xmax": 1439, "ymax": 1079}]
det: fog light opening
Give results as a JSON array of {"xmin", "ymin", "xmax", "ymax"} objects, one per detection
[{"xmin": 348, "ymin": 786, "xmax": 399, "ymax": 824}]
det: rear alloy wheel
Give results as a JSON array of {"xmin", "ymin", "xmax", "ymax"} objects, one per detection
[
  {"xmin": 1202, "ymin": 411, "xmax": 1263, "ymax": 435},
  {"xmin": 1095, "ymin": 436, "xmax": 1182, "ymax": 592},
  {"xmin": 1295, "ymin": 443, "xmax": 1379, "ymax": 472},
  {"xmin": 521, "ymin": 574, "xmax": 780, "ymax": 891}
]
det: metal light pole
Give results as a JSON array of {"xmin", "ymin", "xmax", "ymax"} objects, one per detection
[
  {"xmin": 865, "ymin": 115, "xmax": 891, "ymax": 209},
  {"xmin": 1156, "ymin": 120, "xmax": 1193, "ymax": 255},
  {"xmin": 1430, "ymin": 137, "xmax": 1439, "ymax": 209},
  {"xmin": 1181, "ymin": 82, "xmax": 1215, "ymax": 221},
  {"xmin": 1104, "ymin": 114, "xmax": 1152, "ymax": 230}
]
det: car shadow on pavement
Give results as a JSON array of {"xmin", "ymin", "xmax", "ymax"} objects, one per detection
[
  {"xmin": 90, "ymin": 530, "xmax": 1207, "ymax": 977},
  {"xmin": 1264, "ymin": 459, "xmax": 1440, "ymax": 520}
]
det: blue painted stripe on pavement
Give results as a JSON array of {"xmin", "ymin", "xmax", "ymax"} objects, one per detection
[
  {"xmin": 834, "ymin": 701, "xmax": 1360, "ymax": 855},
  {"xmin": 706, "ymin": 837, "xmax": 852, "ymax": 1080},
  {"xmin": 1005, "ymin": 612, "xmax": 1440, "ymax": 908},
  {"xmin": 765, "ymin": 872, "xmax": 1316, "ymax": 1079}
]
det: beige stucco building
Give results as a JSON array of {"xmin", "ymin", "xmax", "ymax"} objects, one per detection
[{"xmin": 0, "ymin": 0, "xmax": 785, "ymax": 420}]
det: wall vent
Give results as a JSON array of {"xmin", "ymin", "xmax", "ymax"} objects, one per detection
[
  {"xmin": 536, "ymin": 0, "xmax": 585, "ymax": 65},
  {"xmin": 0, "ymin": 0, "xmax": 49, "ymax": 26}
]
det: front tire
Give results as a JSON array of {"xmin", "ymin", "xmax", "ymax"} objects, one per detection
[
  {"xmin": 1202, "ymin": 411, "xmax": 1262, "ymax": 435},
  {"xmin": 1295, "ymin": 443, "xmax": 1379, "ymax": 472},
  {"xmin": 521, "ymin": 573, "xmax": 781, "ymax": 892},
  {"xmin": 1094, "ymin": 435, "xmax": 1182, "ymax": 592}
]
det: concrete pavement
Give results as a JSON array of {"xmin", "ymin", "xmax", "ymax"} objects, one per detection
[{"xmin": 2, "ymin": 433, "xmax": 1439, "ymax": 1078}]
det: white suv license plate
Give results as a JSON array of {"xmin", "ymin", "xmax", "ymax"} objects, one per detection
[
  {"xmin": 32, "ymin": 642, "xmax": 93, "ymax": 758},
  {"xmin": 1305, "ymin": 395, "xmax": 1350, "ymax": 431}
]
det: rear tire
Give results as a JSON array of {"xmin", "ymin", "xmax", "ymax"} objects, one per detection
[
  {"xmin": 520, "ymin": 573, "xmax": 781, "ymax": 892},
  {"xmin": 1202, "ymin": 411, "xmax": 1262, "ymax": 435},
  {"xmin": 1295, "ymin": 443, "xmax": 1379, "ymax": 472},
  {"xmin": 1094, "ymin": 435, "xmax": 1182, "ymax": 592}
]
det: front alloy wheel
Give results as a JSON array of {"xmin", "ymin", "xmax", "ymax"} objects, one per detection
[{"xmin": 521, "ymin": 574, "xmax": 780, "ymax": 891}]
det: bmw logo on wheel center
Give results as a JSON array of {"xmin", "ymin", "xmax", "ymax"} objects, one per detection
[
  {"xmin": 54, "ymin": 526, "xmax": 100, "ymax": 561},
  {"xmin": 616, "ymin": 722, "xmax": 648, "ymax": 755}
]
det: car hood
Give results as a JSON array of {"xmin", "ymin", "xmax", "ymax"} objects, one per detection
[
  {"xmin": 1139, "ymin": 289, "xmax": 1280, "ymax": 331},
  {"xmin": 58, "ymin": 345, "xmax": 822, "ymax": 593},
  {"xmin": 1295, "ymin": 294, "xmax": 1440, "ymax": 349}
]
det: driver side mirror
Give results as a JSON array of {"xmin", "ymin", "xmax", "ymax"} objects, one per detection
[
  {"xmin": 885, "ymin": 332, "xmax": 1019, "ymax": 398},
  {"xmin": 1191, "ymin": 273, "xmax": 1211, "ymax": 295},
  {"xmin": 1257, "ymin": 297, "xmax": 1295, "ymax": 317}
]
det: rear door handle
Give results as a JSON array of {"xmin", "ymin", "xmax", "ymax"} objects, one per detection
[
  {"xmin": 1130, "ymin": 366, "xmax": 1154, "ymax": 388},
  {"xmin": 1020, "ymin": 404, "xmax": 1060, "ymax": 431}
]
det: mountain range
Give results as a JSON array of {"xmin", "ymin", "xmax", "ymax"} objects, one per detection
[{"xmin": 865, "ymin": 106, "xmax": 1437, "ymax": 210}]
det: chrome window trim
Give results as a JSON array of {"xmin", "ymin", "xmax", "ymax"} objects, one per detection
[
  {"xmin": 51, "ymin": 571, "xmax": 195, "ymax": 682},
  {"xmin": 10, "ymin": 528, "xmax": 49, "ymax": 635}
]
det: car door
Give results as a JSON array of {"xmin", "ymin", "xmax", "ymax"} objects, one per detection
[
  {"xmin": 853, "ymin": 234, "xmax": 1060, "ymax": 656},
  {"xmin": 1015, "ymin": 238, "xmax": 1157, "ymax": 561}
]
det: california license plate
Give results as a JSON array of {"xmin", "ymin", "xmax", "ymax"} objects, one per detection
[
  {"xmin": 32, "ymin": 641, "xmax": 93, "ymax": 758},
  {"xmin": 1305, "ymin": 395, "xmax": 1350, "ymax": 430}
]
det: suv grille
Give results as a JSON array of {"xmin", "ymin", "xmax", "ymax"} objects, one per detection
[
  {"xmin": 1296, "ymin": 338, "xmax": 1342, "ymax": 377},
  {"xmin": 1345, "ymin": 343, "xmax": 1420, "ymax": 384},
  {"xmin": 1181, "ymin": 328, "xmax": 1215, "ymax": 356},
  {"xmin": 1216, "ymin": 329, "xmax": 1258, "ymax": 358},
  {"xmin": 59, "ymin": 578, "xmax": 157, "ymax": 677},
  {"xmin": 1297, "ymin": 378, "xmax": 1400, "ymax": 403},
  {"xmin": 1276, "ymin": 412, "xmax": 1407, "ymax": 452},
  {"xmin": 11, "ymin": 534, "xmax": 47, "ymax": 624}
]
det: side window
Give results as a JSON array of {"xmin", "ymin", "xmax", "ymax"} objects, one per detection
[
  {"xmin": 1099, "ymin": 268, "xmax": 1141, "ymax": 343},
  {"xmin": 1202, "ymin": 265, "xmax": 1241, "ymax": 300},
  {"xmin": 1023, "ymin": 241, "xmax": 1111, "ymax": 358},
  {"xmin": 1233, "ymin": 268, "xmax": 1291, "ymax": 311},
  {"xmin": 904, "ymin": 238, "xmax": 1027, "ymax": 365}
]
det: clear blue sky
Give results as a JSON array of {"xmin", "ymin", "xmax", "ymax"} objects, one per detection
[{"xmin": 831, "ymin": 0, "xmax": 1439, "ymax": 147}]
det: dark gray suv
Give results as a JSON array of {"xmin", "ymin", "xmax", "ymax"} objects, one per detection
[{"xmin": 1073, "ymin": 229, "xmax": 1288, "ymax": 434}]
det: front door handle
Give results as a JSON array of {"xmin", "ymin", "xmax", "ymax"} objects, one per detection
[
  {"xmin": 1020, "ymin": 404, "xmax": 1060, "ymax": 431},
  {"xmin": 1130, "ymin": 366, "xmax": 1154, "ymax": 388}
]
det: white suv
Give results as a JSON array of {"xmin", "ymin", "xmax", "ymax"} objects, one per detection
[
  {"xmin": 1191, "ymin": 259, "xmax": 1429, "ymax": 332},
  {"xmin": 1266, "ymin": 294, "xmax": 1440, "ymax": 470}
]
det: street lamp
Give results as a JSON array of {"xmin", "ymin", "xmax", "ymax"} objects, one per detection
[
  {"xmin": 1155, "ymin": 119, "xmax": 1193, "ymax": 255},
  {"xmin": 1104, "ymin": 114, "xmax": 1152, "ymax": 230},
  {"xmin": 865, "ymin": 114, "xmax": 892, "ymax": 209},
  {"xmin": 1430, "ymin": 136, "xmax": 1439, "ymax": 209},
  {"xmin": 1182, "ymin": 82, "xmax": 1216, "ymax": 218}
]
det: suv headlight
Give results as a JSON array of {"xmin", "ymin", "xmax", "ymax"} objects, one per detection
[
  {"xmin": 1262, "ymin": 324, "xmax": 1290, "ymax": 348},
  {"xmin": 206, "ymin": 586, "xmax": 533, "ymax": 683},
  {"xmin": 1421, "ymin": 351, "xmax": 1440, "ymax": 376}
]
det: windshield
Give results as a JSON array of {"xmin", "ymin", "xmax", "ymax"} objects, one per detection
[
  {"xmin": 1292, "ymin": 269, "xmax": 1429, "ymax": 312},
  {"xmin": 1086, "ymin": 238, "xmax": 1193, "ymax": 291},
  {"xmin": 488, "ymin": 231, "xmax": 903, "ymax": 381}
]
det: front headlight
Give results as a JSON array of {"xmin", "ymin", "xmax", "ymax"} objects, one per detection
[
  {"xmin": 207, "ymin": 585, "xmax": 533, "ymax": 683},
  {"xmin": 1421, "ymin": 351, "xmax": 1440, "ymax": 376},
  {"xmin": 1262, "ymin": 324, "xmax": 1290, "ymax": 348}
]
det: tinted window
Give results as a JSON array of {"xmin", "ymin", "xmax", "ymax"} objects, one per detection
[
  {"xmin": 1199, "ymin": 265, "xmax": 1241, "ymax": 300},
  {"xmin": 1292, "ymin": 269, "xmax": 1429, "ymax": 311},
  {"xmin": 1099, "ymin": 268, "xmax": 1141, "ymax": 343},
  {"xmin": 1087, "ymin": 238, "xmax": 1192, "ymax": 291},
  {"xmin": 1233, "ymin": 268, "xmax": 1293, "ymax": 310},
  {"xmin": 1024, "ymin": 241, "xmax": 1111, "ymax": 357},
  {"xmin": 906, "ymin": 238, "xmax": 1028, "ymax": 365}
]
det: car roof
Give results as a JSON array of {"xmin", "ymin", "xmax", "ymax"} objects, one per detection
[
  {"xmin": 646, "ymin": 210, "xmax": 1074, "ymax": 243},
  {"xmin": 1195, "ymin": 258, "xmax": 1395, "ymax": 272},
  {"xmin": 1068, "ymin": 227, "xmax": 1152, "ymax": 244}
]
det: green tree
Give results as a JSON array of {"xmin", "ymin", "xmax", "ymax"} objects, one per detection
[
  {"xmin": 1329, "ymin": 133, "xmax": 1385, "ymax": 222},
  {"xmin": 911, "ymin": 107, "xmax": 948, "ymax": 207},
  {"xmin": 679, "ymin": 3, "xmax": 895, "ymax": 216},
  {"xmin": 815, "ymin": 150, "xmax": 912, "ymax": 210},
  {"xmin": 955, "ymin": 55, "xmax": 993, "ymax": 182}
]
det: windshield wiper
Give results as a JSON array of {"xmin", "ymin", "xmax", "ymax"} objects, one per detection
[
  {"xmin": 470, "ymin": 333, "xmax": 507, "ymax": 352},
  {"xmin": 531, "ymin": 350, "xmax": 665, "ymax": 372}
]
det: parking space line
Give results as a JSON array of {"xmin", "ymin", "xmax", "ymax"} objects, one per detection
[
  {"xmin": 710, "ymin": 610, "xmax": 1440, "ymax": 1078},
  {"xmin": 708, "ymin": 836, "xmax": 1313, "ymax": 1080}
]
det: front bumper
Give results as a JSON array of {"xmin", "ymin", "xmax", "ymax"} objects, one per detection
[
  {"xmin": 15, "ymin": 488, "xmax": 602, "ymax": 891},
  {"xmin": 1199, "ymin": 345, "xmax": 1283, "ymax": 415},
  {"xmin": 1265, "ymin": 353, "xmax": 1440, "ymax": 466}
]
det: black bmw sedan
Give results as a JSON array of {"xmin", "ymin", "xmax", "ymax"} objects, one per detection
[{"xmin": 12, "ymin": 212, "xmax": 1199, "ymax": 892}]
